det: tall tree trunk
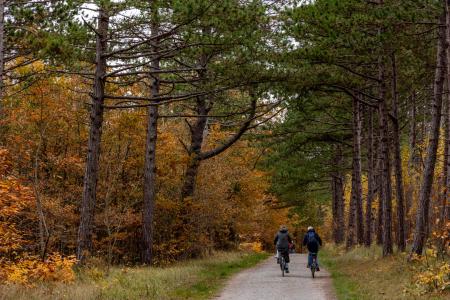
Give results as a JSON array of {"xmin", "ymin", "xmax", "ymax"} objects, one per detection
[
  {"xmin": 77, "ymin": 7, "xmax": 109, "ymax": 263},
  {"xmin": 439, "ymin": 79, "xmax": 450, "ymax": 256},
  {"xmin": 181, "ymin": 90, "xmax": 257, "ymax": 200},
  {"xmin": 376, "ymin": 130, "xmax": 383, "ymax": 245},
  {"xmin": 378, "ymin": 59, "xmax": 394, "ymax": 256},
  {"xmin": 347, "ymin": 169, "xmax": 356, "ymax": 248},
  {"xmin": 406, "ymin": 92, "xmax": 417, "ymax": 239},
  {"xmin": 365, "ymin": 107, "xmax": 375, "ymax": 246},
  {"xmin": 409, "ymin": 92, "xmax": 418, "ymax": 166},
  {"xmin": 332, "ymin": 144, "xmax": 345, "ymax": 244},
  {"xmin": 142, "ymin": 2, "xmax": 160, "ymax": 265},
  {"xmin": 347, "ymin": 96, "xmax": 364, "ymax": 247},
  {"xmin": 439, "ymin": 2, "xmax": 450, "ymax": 256},
  {"xmin": 390, "ymin": 53, "xmax": 406, "ymax": 252},
  {"xmin": 411, "ymin": 11, "xmax": 448, "ymax": 256},
  {"xmin": 180, "ymin": 96, "xmax": 209, "ymax": 200},
  {"xmin": 355, "ymin": 98, "xmax": 364, "ymax": 245}
]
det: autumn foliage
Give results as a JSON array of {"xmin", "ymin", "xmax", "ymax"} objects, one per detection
[
  {"xmin": 0, "ymin": 72, "xmax": 283, "ymax": 283},
  {"xmin": 0, "ymin": 148, "xmax": 76, "ymax": 285}
]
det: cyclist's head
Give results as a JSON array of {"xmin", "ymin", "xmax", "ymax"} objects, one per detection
[
  {"xmin": 307, "ymin": 226, "xmax": 314, "ymax": 231},
  {"xmin": 280, "ymin": 225, "xmax": 288, "ymax": 231}
]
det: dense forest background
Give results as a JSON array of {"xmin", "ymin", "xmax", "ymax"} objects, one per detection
[{"xmin": 0, "ymin": 0, "xmax": 448, "ymax": 292}]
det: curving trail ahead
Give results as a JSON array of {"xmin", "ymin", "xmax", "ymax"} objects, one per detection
[{"xmin": 215, "ymin": 253, "xmax": 336, "ymax": 300}]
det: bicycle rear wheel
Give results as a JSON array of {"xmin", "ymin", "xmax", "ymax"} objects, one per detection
[
  {"xmin": 280, "ymin": 257, "xmax": 285, "ymax": 277},
  {"xmin": 311, "ymin": 255, "xmax": 317, "ymax": 278}
]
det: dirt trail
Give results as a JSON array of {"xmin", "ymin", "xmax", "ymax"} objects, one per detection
[{"xmin": 215, "ymin": 253, "xmax": 336, "ymax": 300}]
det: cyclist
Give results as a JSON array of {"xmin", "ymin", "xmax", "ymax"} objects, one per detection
[
  {"xmin": 302, "ymin": 226, "xmax": 322, "ymax": 271},
  {"xmin": 274, "ymin": 225, "xmax": 293, "ymax": 273}
]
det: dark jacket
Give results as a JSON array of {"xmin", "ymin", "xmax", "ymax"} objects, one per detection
[
  {"xmin": 274, "ymin": 229, "xmax": 292, "ymax": 250},
  {"xmin": 302, "ymin": 229, "xmax": 322, "ymax": 253}
]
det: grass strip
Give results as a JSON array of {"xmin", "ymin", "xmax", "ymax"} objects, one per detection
[
  {"xmin": 0, "ymin": 251, "xmax": 268, "ymax": 300},
  {"xmin": 321, "ymin": 245, "xmax": 448, "ymax": 300}
]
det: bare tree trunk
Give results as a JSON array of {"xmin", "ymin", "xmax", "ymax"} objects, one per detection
[
  {"xmin": 409, "ymin": 92, "xmax": 419, "ymax": 166},
  {"xmin": 406, "ymin": 92, "xmax": 418, "ymax": 239},
  {"xmin": 181, "ymin": 93, "xmax": 256, "ymax": 200},
  {"xmin": 180, "ymin": 96, "xmax": 209, "ymax": 200},
  {"xmin": 332, "ymin": 144, "xmax": 345, "ymax": 244},
  {"xmin": 439, "ymin": 80, "xmax": 450, "ymax": 256},
  {"xmin": 378, "ymin": 59, "xmax": 393, "ymax": 256},
  {"xmin": 336, "ymin": 168, "xmax": 345, "ymax": 244},
  {"xmin": 347, "ymin": 169, "xmax": 356, "ymax": 248},
  {"xmin": 438, "ymin": 3, "xmax": 450, "ymax": 256},
  {"xmin": 347, "ymin": 96, "xmax": 364, "ymax": 247},
  {"xmin": 390, "ymin": 53, "xmax": 406, "ymax": 252},
  {"xmin": 142, "ymin": 2, "xmax": 160, "ymax": 265},
  {"xmin": 365, "ymin": 107, "xmax": 375, "ymax": 246},
  {"xmin": 376, "ymin": 130, "xmax": 383, "ymax": 245},
  {"xmin": 355, "ymin": 98, "xmax": 364, "ymax": 245},
  {"xmin": 411, "ymin": 11, "xmax": 448, "ymax": 256},
  {"xmin": 77, "ymin": 7, "xmax": 109, "ymax": 263}
]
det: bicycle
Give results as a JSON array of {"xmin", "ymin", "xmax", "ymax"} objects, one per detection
[
  {"xmin": 309, "ymin": 252, "xmax": 318, "ymax": 278},
  {"xmin": 279, "ymin": 254, "xmax": 286, "ymax": 277}
]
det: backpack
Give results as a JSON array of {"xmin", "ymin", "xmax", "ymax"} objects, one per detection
[
  {"xmin": 306, "ymin": 231, "xmax": 318, "ymax": 246},
  {"xmin": 277, "ymin": 231, "xmax": 289, "ymax": 249}
]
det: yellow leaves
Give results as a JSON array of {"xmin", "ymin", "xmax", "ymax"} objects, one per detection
[
  {"xmin": 1, "ymin": 254, "xmax": 76, "ymax": 285},
  {"xmin": 0, "ymin": 147, "xmax": 76, "ymax": 286},
  {"xmin": 0, "ymin": 149, "xmax": 36, "ymax": 257},
  {"xmin": 415, "ymin": 261, "xmax": 450, "ymax": 293},
  {"xmin": 239, "ymin": 242, "xmax": 263, "ymax": 253}
]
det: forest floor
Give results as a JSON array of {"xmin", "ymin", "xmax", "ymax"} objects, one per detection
[
  {"xmin": 0, "ymin": 252, "xmax": 268, "ymax": 300},
  {"xmin": 322, "ymin": 245, "xmax": 450, "ymax": 300}
]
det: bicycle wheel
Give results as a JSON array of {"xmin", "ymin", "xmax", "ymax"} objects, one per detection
[
  {"xmin": 280, "ymin": 256, "xmax": 285, "ymax": 277},
  {"xmin": 311, "ymin": 256, "xmax": 316, "ymax": 278}
]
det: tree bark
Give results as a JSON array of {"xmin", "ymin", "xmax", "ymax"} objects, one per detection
[
  {"xmin": 180, "ymin": 95, "xmax": 209, "ymax": 200},
  {"xmin": 390, "ymin": 53, "xmax": 406, "ymax": 252},
  {"xmin": 406, "ymin": 92, "xmax": 418, "ymax": 239},
  {"xmin": 77, "ymin": 7, "xmax": 109, "ymax": 263},
  {"xmin": 365, "ymin": 107, "xmax": 375, "ymax": 246},
  {"xmin": 181, "ymin": 93, "xmax": 256, "ymax": 200},
  {"xmin": 355, "ymin": 97, "xmax": 364, "ymax": 245},
  {"xmin": 332, "ymin": 144, "xmax": 345, "ymax": 244},
  {"xmin": 347, "ymin": 96, "xmax": 363, "ymax": 247},
  {"xmin": 378, "ymin": 59, "xmax": 393, "ymax": 256},
  {"xmin": 376, "ymin": 128, "xmax": 383, "ymax": 245},
  {"xmin": 347, "ymin": 168, "xmax": 356, "ymax": 248},
  {"xmin": 438, "ymin": 1, "xmax": 450, "ymax": 256},
  {"xmin": 142, "ymin": 1, "xmax": 160, "ymax": 265},
  {"xmin": 411, "ymin": 11, "xmax": 448, "ymax": 256},
  {"xmin": 439, "ymin": 79, "xmax": 450, "ymax": 256}
]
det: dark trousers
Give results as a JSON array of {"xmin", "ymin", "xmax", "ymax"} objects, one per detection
[{"xmin": 277, "ymin": 248, "xmax": 290, "ymax": 263}]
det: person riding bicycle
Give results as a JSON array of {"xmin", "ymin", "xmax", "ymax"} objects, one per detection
[
  {"xmin": 274, "ymin": 225, "xmax": 293, "ymax": 273},
  {"xmin": 302, "ymin": 226, "xmax": 322, "ymax": 271}
]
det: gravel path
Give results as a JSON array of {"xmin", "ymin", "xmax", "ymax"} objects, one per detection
[{"xmin": 215, "ymin": 253, "xmax": 336, "ymax": 300}]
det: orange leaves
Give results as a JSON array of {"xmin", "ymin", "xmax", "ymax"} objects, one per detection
[
  {"xmin": 0, "ymin": 148, "xmax": 12, "ymax": 176},
  {"xmin": 0, "ymin": 253, "xmax": 76, "ymax": 285},
  {"xmin": 0, "ymin": 149, "xmax": 35, "ymax": 257},
  {"xmin": 414, "ymin": 259, "xmax": 450, "ymax": 293},
  {"xmin": 0, "ymin": 148, "xmax": 75, "ymax": 285}
]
